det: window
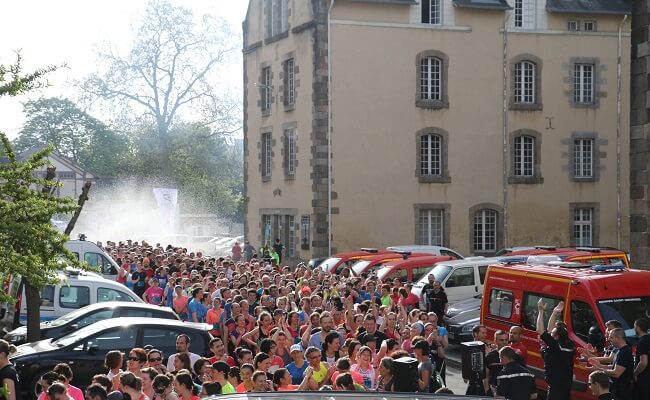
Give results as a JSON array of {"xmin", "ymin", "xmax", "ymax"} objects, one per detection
[
  {"xmin": 57, "ymin": 171, "xmax": 75, "ymax": 179},
  {"xmin": 421, "ymin": 0, "xmax": 441, "ymax": 25},
  {"xmin": 420, "ymin": 134, "xmax": 442, "ymax": 176},
  {"xmin": 488, "ymin": 289, "xmax": 513, "ymax": 319},
  {"xmin": 514, "ymin": 0, "xmax": 523, "ymax": 28},
  {"xmin": 571, "ymin": 301, "xmax": 597, "ymax": 343},
  {"xmin": 261, "ymin": 132, "xmax": 272, "ymax": 179},
  {"xmin": 441, "ymin": 249, "xmax": 462, "ymax": 259},
  {"xmin": 522, "ymin": 293, "xmax": 562, "ymax": 331},
  {"xmin": 419, "ymin": 209, "xmax": 444, "ymax": 246},
  {"xmin": 285, "ymin": 129, "xmax": 296, "ymax": 176},
  {"xmin": 574, "ymin": 64, "xmax": 594, "ymax": 104},
  {"xmin": 77, "ymin": 310, "xmax": 114, "ymax": 328},
  {"xmin": 121, "ymin": 309, "xmax": 155, "ymax": 318},
  {"xmin": 40, "ymin": 285, "xmax": 55, "ymax": 308},
  {"xmin": 513, "ymin": 135, "xmax": 535, "ymax": 177},
  {"xmin": 574, "ymin": 138, "xmax": 593, "ymax": 178},
  {"xmin": 143, "ymin": 328, "xmax": 185, "ymax": 351},
  {"xmin": 568, "ymin": 20, "xmax": 579, "ymax": 31},
  {"xmin": 284, "ymin": 58, "xmax": 295, "ymax": 107},
  {"xmin": 288, "ymin": 215, "xmax": 296, "ymax": 257},
  {"xmin": 583, "ymin": 21, "xmax": 596, "ymax": 32},
  {"xmin": 98, "ymin": 287, "xmax": 137, "ymax": 303},
  {"xmin": 420, "ymin": 57, "xmax": 442, "ymax": 101},
  {"xmin": 266, "ymin": 0, "xmax": 288, "ymax": 38},
  {"xmin": 573, "ymin": 208, "xmax": 593, "ymax": 246},
  {"xmin": 84, "ymin": 327, "xmax": 137, "ymax": 352},
  {"xmin": 474, "ymin": 209, "xmax": 497, "ymax": 252},
  {"xmin": 478, "ymin": 265, "xmax": 488, "ymax": 284},
  {"xmin": 262, "ymin": 215, "xmax": 272, "ymax": 243},
  {"xmin": 514, "ymin": 61, "xmax": 535, "ymax": 104},
  {"xmin": 59, "ymin": 286, "xmax": 90, "ymax": 309},
  {"xmin": 261, "ymin": 67, "xmax": 272, "ymax": 112},
  {"xmin": 84, "ymin": 252, "xmax": 115, "ymax": 275},
  {"xmin": 300, "ymin": 215, "xmax": 310, "ymax": 250},
  {"xmin": 446, "ymin": 267, "xmax": 475, "ymax": 288}
]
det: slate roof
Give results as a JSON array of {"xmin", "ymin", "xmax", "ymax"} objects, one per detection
[
  {"xmin": 453, "ymin": 0, "xmax": 511, "ymax": 11},
  {"xmin": 546, "ymin": 0, "xmax": 632, "ymax": 15}
]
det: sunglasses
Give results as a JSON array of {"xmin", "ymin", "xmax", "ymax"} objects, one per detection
[
  {"xmin": 128, "ymin": 357, "xmax": 142, "ymax": 362},
  {"xmin": 148, "ymin": 357, "xmax": 162, "ymax": 362}
]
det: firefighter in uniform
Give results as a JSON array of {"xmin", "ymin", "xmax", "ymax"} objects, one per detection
[
  {"xmin": 496, "ymin": 346, "xmax": 537, "ymax": 400},
  {"xmin": 536, "ymin": 299, "xmax": 575, "ymax": 400}
]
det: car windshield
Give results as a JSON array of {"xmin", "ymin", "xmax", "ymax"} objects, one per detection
[
  {"xmin": 597, "ymin": 296, "xmax": 650, "ymax": 340},
  {"xmin": 53, "ymin": 322, "xmax": 107, "ymax": 347},
  {"xmin": 414, "ymin": 264, "xmax": 453, "ymax": 287},
  {"xmin": 318, "ymin": 257, "xmax": 341, "ymax": 272},
  {"xmin": 351, "ymin": 260, "xmax": 371, "ymax": 276},
  {"xmin": 47, "ymin": 307, "xmax": 98, "ymax": 328},
  {"xmin": 376, "ymin": 265, "xmax": 393, "ymax": 281}
]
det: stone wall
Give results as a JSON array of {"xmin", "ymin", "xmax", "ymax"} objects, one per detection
[{"xmin": 631, "ymin": 0, "xmax": 650, "ymax": 269}]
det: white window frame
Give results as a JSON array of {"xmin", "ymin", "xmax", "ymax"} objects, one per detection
[
  {"xmin": 567, "ymin": 20, "xmax": 579, "ymax": 31},
  {"xmin": 474, "ymin": 209, "xmax": 497, "ymax": 252},
  {"xmin": 286, "ymin": 129, "xmax": 296, "ymax": 175},
  {"xmin": 514, "ymin": 0, "xmax": 534, "ymax": 29},
  {"xmin": 288, "ymin": 215, "xmax": 295, "ymax": 257},
  {"xmin": 284, "ymin": 58, "xmax": 295, "ymax": 106},
  {"xmin": 574, "ymin": 138, "xmax": 593, "ymax": 178},
  {"xmin": 262, "ymin": 67, "xmax": 271, "ymax": 112},
  {"xmin": 573, "ymin": 208, "xmax": 593, "ymax": 247},
  {"xmin": 419, "ymin": 209, "xmax": 444, "ymax": 246},
  {"xmin": 514, "ymin": 135, "xmax": 535, "ymax": 177},
  {"xmin": 514, "ymin": 0, "xmax": 523, "ymax": 28},
  {"xmin": 262, "ymin": 132, "xmax": 272, "ymax": 178},
  {"xmin": 514, "ymin": 61, "xmax": 536, "ymax": 104},
  {"xmin": 583, "ymin": 20, "xmax": 596, "ymax": 32},
  {"xmin": 420, "ymin": 57, "xmax": 442, "ymax": 101},
  {"xmin": 574, "ymin": 64, "xmax": 594, "ymax": 104},
  {"xmin": 421, "ymin": 0, "xmax": 441, "ymax": 25},
  {"xmin": 268, "ymin": 0, "xmax": 288, "ymax": 37},
  {"xmin": 420, "ymin": 134, "xmax": 442, "ymax": 176}
]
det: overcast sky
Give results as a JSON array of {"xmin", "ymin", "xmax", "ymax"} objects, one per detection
[{"xmin": 0, "ymin": 0, "xmax": 248, "ymax": 139}]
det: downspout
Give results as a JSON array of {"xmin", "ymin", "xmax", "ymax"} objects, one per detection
[
  {"xmin": 502, "ymin": 14, "xmax": 510, "ymax": 248},
  {"xmin": 328, "ymin": 0, "xmax": 335, "ymax": 256},
  {"xmin": 616, "ymin": 14, "xmax": 627, "ymax": 249}
]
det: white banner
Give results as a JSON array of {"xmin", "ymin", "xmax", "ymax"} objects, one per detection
[{"xmin": 153, "ymin": 188, "xmax": 178, "ymax": 228}]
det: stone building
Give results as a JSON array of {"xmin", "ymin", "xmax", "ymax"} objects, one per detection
[{"xmin": 243, "ymin": 0, "xmax": 632, "ymax": 260}]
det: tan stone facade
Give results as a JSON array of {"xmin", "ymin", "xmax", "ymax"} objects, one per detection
[{"xmin": 243, "ymin": 0, "xmax": 631, "ymax": 260}]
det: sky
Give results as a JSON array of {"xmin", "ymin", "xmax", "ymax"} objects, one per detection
[{"xmin": 0, "ymin": 0, "xmax": 249, "ymax": 139}]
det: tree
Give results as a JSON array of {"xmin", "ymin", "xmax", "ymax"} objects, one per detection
[
  {"xmin": 82, "ymin": 0, "xmax": 239, "ymax": 177},
  {"xmin": 1, "ymin": 54, "xmax": 90, "ymax": 343},
  {"xmin": 12, "ymin": 97, "xmax": 131, "ymax": 176}
]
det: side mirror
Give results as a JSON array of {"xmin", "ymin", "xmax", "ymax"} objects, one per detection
[
  {"xmin": 110, "ymin": 266, "xmax": 118, "ymax": 275},
  {"xmin": 88, "ymin": 345, "xmax": 100, "ymax": 355}
]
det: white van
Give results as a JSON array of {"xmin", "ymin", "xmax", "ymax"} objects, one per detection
[
  {"xmin": 65, "ymin": 239, "xmax": 119, "ymax": 279},
  {"xmin": 18, "ymin": 270, "xmax": 143, "ymax": 324},
  {"xmin": 412, "ymin": 257, "xmax": 500, "ymax": 303},
  {"xmin": 386, "ymin": 245, "xmax": 464, "ymax": 260}
]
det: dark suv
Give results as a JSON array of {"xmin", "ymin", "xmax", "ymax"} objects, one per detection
[
  {"xmin": 11, "ymin": 317, "xmax": 212, "ymax": 399},
  {"xmin": 4, "ymin": 302, "xmax": 180, "ymax": 345}
]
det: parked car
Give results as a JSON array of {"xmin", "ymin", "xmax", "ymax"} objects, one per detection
[
  {"xmin": 412, "ymin": 257, "xmax": 496, "ymax": 303},
  {"xmin": 4, "ymin": 302, "xmax": 180, "ymax": 345},
  {"xmin": 307, "ymin": 257, "xmax": 326, "ymax": 269},
  {"xmin": 375, "ymin": 255, "xmax": 454, "ymax": 283},
  {"xmin": 11, "ymin": 317, "xmax": 212, "ymax": 399},
  {"xmin": 386, "ymin": 245, "xmax": 464, "ymax": 259},
  {"xmin": 350, "ymin": 252, "xmax": 431, "ymax": 277},
  {"xmin": 18, "ymin": 269, "xmax": 143, "ymax": 324},
  {"xmin": 445, "ymin": 307, "xmax": 480, "ymax": 344},
  {"xmin": 444, "ymin": 294, "xmax": 482, "ymax": 321},
  {"xmin": 317, "ymin": 248, "xmax": 393, "ymax": 274}
]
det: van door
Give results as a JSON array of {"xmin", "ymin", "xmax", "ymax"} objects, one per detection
[
  {"xmin": 58, "ymin": 285, "xmax": 91, "ymax": 314},
  {"xmin": 83, "ymin": 252, "xmax": 118, "ymax": 279},
  {"xmin": 443, "ymin": 266, "xmax": 478, "ymax": 302},
  {"xmin": 20, "ymin": 285, "xmax": 57, "ymax": 324}
]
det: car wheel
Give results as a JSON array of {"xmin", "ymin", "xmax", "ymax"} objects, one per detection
[{"xmin": 30, "ymin": 369, "xmax": 47, "ymax": 400}]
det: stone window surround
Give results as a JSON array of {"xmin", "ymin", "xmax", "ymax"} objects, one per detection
[
  {"xmin": 565, "ymin": 57, "xmax": 605, "ymax": 109},
  {"xmin": 509, "ymin": 53, "xmax": 543, "ymax": 111},
  {"xmin": 280, "ymin": 52, "xmax": 298, "ymax": 112},
  {"xmin": 282, "ymin": 121, "xmax": 298, "ymax": 180},
  {"xmin": 265, "ymin": 0, "xmax": 289, "ymax": 42},
  {"xmin": 469, "ymin": 203, "xmax": 504, "ymax": 256},
  {"xmin": 413, "ymin": 203, "xmax": 451, "ymax": 247},
  {"xmin": 566, "ymin": 131, "xmax": 605, "ymax": 183},
  {"xmin": 415, "ymin": 50, "xmax": 450, "ymax": 109},
  {"xmin": 259, "ymin": 62, "xmax": 274, "ymax": 117},
  {"xmin": 259, "ymin": 127, "xmax": 274, "ymax": 182},
  {"xmin": 508, "ymin": 129, "xmax": 544, "ymax": 184},
  {"xmin": 415, "ymin": 127, "xmax": 451, "ymax": 183},
  {"xmin": 569, "ymin": 202, "xmax": 600, "ymax": 247}
]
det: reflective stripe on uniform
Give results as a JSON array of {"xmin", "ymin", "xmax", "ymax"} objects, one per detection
[{"xmin": 498, "ymin": 372, "xmax": 535, "ymax": 379}]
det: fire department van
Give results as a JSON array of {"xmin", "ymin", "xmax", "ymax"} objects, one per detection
[
  {"xmin": 503, "ymin": 246, "xmax": 630, "ymax": 268},
  {"xmin": 480, "ymin": 261, "xmax": 650, "ymax": 400}
]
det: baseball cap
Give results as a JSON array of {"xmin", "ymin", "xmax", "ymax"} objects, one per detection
[{"xmin": 290, "ymin": 344, "xmax": 303, "ymax": 353}]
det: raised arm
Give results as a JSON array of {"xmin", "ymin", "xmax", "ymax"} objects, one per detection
[
  {"xmin": 547, "ymin": 301, "xmax": 564, "ymax": 332},
  {"xmin": 536, "ymin": 298, "xmax": 547, "ymax": 335}
]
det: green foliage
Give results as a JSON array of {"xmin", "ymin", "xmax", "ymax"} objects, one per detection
[
  {"xmin": 0, "ymin": 58, "xmax": 89, "ymax": 302},
  {"xmin": 0, "ymin": 51, "xmax": 61, "ymax": 97},
  {"xmin": 12, "ymin": 97, "xmax": 131, "ymax": 176}
]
